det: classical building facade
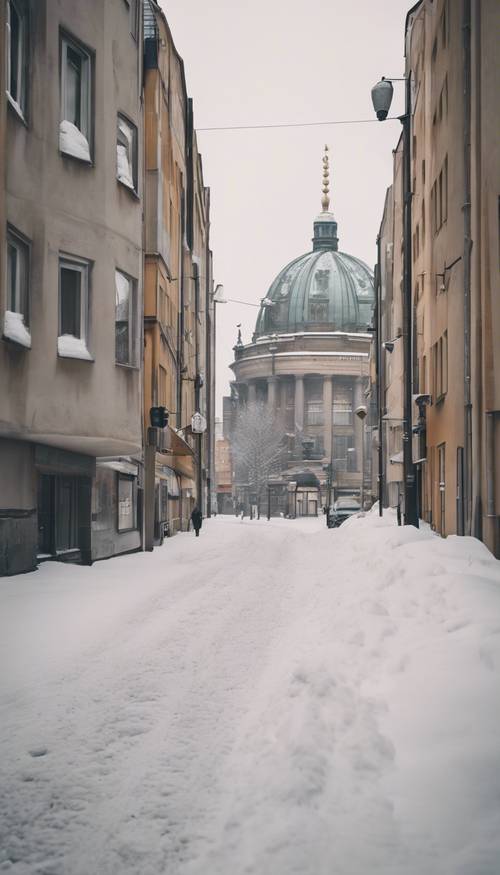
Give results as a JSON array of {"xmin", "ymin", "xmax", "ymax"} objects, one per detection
[
  {"xmin": 143, "ymin": 1, "xmax": 214, "ymax": 545},
  {"xmin": 370, "ymin": 0, "xmax": 500, "ymax": 556},
  {"xmin": 225, "ymin": 151, "xmax": 375, "ymax": 515},
  {"xmin": 0, "ymin": 0, "xmax": 144, "ymax": 574}
]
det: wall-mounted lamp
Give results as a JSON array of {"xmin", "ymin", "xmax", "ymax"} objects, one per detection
[
  {"xmin": 382, "ymin": 335, "xmax": 402, "ymax": 353},
  {"xmin": 435, "ymin": 255, "xmax": 462, "ymax": 293}
]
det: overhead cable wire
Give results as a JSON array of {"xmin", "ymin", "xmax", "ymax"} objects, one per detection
[{"xmin": 197, "ymin": 117, "xmax": 398, "ymax": 132}]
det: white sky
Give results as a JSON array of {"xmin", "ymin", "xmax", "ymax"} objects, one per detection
[{"xmin": 160, "ymin": 0, "xmax": 411, "ymax": 413}]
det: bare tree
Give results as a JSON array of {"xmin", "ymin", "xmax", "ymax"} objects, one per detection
[{"xmin": 231, "ymin": 402, "xmax": 284, "ymax": 507}]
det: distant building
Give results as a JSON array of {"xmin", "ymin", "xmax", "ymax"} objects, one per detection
[
  {"xmin": 215, "ymin": 425, "xmax": 233, "ymax": 513},
  {"xmin": 224, "ymin": 150, "xmax": 375, "ymax": 516},
  {"xmin": 0, "ymin": 0, "xmax": 143, "ymax": 574},
  {"xmin": 142, "ymin": 1, "xmax": 214, "ymax": 545},
  {"xmin": 370, "ymin": 0, "xmax": 500, "ymax": 556}
]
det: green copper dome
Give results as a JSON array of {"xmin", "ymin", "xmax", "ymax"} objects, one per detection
[
  {"xmin": 254, "ymin": 233, "xmax": 375, "ymax": 338},
  {"xmin": 255, "ymin": 146, "xmax": 374, "ymax": 338}
]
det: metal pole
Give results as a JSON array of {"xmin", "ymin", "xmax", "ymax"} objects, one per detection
[
  {"xmin": 267, "ymin": 484, "xmax": 271, "ymax": 520},
  {"xmin": 144, "ymin": 427, "xmax": 158, "ymax": 551},
  {"xmin": 360, "ymin": 422, "xmax": 365, "ymax": 510},
  {"xmin": 401, "ymin": 79, "xmax": 419, "ymax": 527},
  {"xmin": 376, "ymin": 235, "xmax": 383, "ymax": 516}
]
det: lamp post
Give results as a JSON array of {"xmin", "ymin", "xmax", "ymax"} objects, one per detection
[
  {"xmin": 209, "ymin": 284, "xmax": 226, "ymax": 517},
  {"xmin": 355, "ymin": 405, "xmax": 367, "ymax": 509},
  {"xmin": 371, "ymin": 76, "xmax": 419, "ymax": 527}
]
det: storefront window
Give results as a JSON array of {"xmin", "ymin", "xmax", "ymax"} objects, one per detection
[{"xmin": 117, "ymin": 474, "xmax": 136, "ymax": 531}]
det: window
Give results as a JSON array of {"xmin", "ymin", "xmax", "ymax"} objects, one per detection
[
  {"xmin": 306, "ymin": 400, "xmax": 323, "ymax": 426},
  {"xmin": 333, "ymin": 384, "xmax": 353, "ymax": 425},
  {"xmin": 440, "ymin": 2, "xmax": 448, "ymax": 48},
  {"xmin": 6, "ymin": 0, "xmax": 27, "ymax": 117},
  {"xmin": 6, "ymin": 226, "xmax": 30, "ymax": 321},
  {"xmin": 159, "ymin": 364, "xmax": 167, "ymax": 406},
  {"xmin": 433, "ymin": 332, "xmax": 448, "ymax": 400},
  {"xmin": 4, "ymin": 226, "xmax": 31, "ymax": 347},
  {"xmin": 58, "ymin": 255, "xmax": 91, "ymax": 359},
  {"xmin": 431, "ymin": 156, "xmax": 448, "ymax": 235},
  {"xmin": 127, "ymin": 0, "xmax": 139, "ymax": 40},
  {"xmin": 333, "ymin": 434, "xmax": 356, "ymax": 471},
  {"xmin": 115, "ymin": 269, "xmax": 137, "ymax": 366},
  {"xmin": 117, "ymin": 474, "xmax": 136, "ymax": 532},
  {"xmin": 60, "ymin": 33, "xmax": 92, "ymax": 161},
  {"xmin": 117, "ymin": 114, "xmax": 138, "ymax": 191}
]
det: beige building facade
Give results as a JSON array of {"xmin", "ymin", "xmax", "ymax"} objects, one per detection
[
  {"xmin": 372, "ymin": 0, "xmax": 500, "ymax": 556},
  {"xmin": 1, "ymin": 0, "xmax": 144, "ymax": 573}
]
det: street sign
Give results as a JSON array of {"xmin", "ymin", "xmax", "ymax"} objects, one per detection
[{"xmin": 191, "ymin": 412, "xmax": 207, "ymax": 433}]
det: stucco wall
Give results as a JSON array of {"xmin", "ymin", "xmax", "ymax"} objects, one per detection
[{"xmin": 0, "ymin": 0, "xmax": 143, "ymax": 457}]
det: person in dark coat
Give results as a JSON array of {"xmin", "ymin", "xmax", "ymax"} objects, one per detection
[{"xmin": 191, "ymin": 506, "xmax": 203, "ymax": 537}]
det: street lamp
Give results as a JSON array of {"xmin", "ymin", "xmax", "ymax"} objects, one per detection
[
  {"xmin": 355, "ymin": 405, "xmax": 367, "ymax": 509},
  {"xmin": 209, "ymin": 284, "xmax": 227, "ymax": 517},
  {"xmin": 370, "ymin": 75, "xmax": 419, "ymax": 528}
]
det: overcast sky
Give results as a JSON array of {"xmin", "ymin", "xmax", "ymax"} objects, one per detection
[{"xmin": 160, "ymin": 0, "xmax": 411, "ymax": 414}]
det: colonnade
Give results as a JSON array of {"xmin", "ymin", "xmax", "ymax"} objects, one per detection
[{"xmin": 242, "ymin": 374, "xmax": 366, "ymax": 469}]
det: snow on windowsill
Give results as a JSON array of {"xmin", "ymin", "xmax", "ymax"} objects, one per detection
[
  {"xmin": 57, "ymin": 335, "xmax": 93, "ymax": 361},
  {"xmin": 117, "ymin": 145, "xmax": 135, "ymax": 190},
  {"xmin": 7, "ymin": 93, "xmax": 27, "ymax": 125},
  {"xmin": 3, "ymin": 310, "xmax": 31, "ymax": 348},
  {"xmin": 59, "ymin": 120, "xmax": 91, "ymax": 163}
]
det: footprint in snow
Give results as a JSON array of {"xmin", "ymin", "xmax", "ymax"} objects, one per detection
[{"xmin": 29, "ymin": 747, "xmax": 48, "ymax": 758}]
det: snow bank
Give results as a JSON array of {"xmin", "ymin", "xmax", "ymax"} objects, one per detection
[
  {"xmin": 59, "ymin": 120, "xmax": 91, "ymax": 163},
  {"xmin": 2, "ymin": 309, "xmax": 31, "ymax": 348},
  {"xmin": 0, "ymin": 512, "xmax": 499, "ymax": 875},
  {"xmin": 57, "ymin": 334, "xmax": 93, "ymax": 360}
]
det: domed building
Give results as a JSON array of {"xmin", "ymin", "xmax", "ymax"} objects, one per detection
[{"xmin": 225, "ymin": 149, "xmax": 375, "ymax": 516}]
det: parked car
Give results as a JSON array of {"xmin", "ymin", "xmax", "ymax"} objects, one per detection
[{"xmin": 327, "ymin": 497, "xmax": 361, "ymax": 528}]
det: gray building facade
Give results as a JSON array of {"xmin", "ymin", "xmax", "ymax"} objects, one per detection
[{"xmin": 1, "ymin": 0, "xmax": 144, "ymax": 574}]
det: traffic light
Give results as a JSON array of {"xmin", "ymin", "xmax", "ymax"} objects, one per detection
[{"xmin": 150, "ymin": 406, "xmax": 169, "ymax": 428}]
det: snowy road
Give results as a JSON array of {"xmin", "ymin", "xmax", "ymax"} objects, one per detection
[{"xmin": 1, "ymin": 513, "xmax": 500, "ymax": 875}]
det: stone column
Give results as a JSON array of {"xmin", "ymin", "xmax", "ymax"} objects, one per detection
[
  {"xmin": 323, "ymin": 376, "xmax": 333, "ymax": 461},
  {"xmin": 268, "ymin": 376, "xmax": 279, "ymax": 411},
  {"xmin": 247, "ymin": 381, "xmax": 257, "ymax": 406},
  {"xmin": 294, "ymin": 376, "xmax": 304, "ymax": 432},
  {"xmin": 354, "ymin": 378, "xmax": 364, "ymax": 471}
]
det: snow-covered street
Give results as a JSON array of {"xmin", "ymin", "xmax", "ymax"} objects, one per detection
[{"xmin": 1, "ymin": 512, "xmax": 500, "ymax": 875}]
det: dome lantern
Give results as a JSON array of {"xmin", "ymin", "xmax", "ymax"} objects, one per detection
[{"xmin": 312, "ymin": 144, "xmax": 339, "ymax": 252}]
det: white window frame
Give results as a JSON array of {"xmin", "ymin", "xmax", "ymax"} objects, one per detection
[
  {"xmin": 58, "ymin": 255, "xmax": 90, "ymax": 343},
  {"xmin": 115, "ymin": 268, "xmax": 137, "ymax": 367},
  {"xmin": 6, "ymin": 0, "xmax": 27, "ymax": 118},
  {"xmin": 60, "ymin": 32, "xmax": 92, "ymax": 142},
  {"xmin": 116, "ymin": 114, "xmax": 138, "ymax": 191},
  {"xmin": 6, "ymin": 225, "xmax": 30, "ymax": 323}
]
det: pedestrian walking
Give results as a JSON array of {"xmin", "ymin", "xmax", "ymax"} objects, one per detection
[{"xmin": 190, "ymin": 506, "xmax": 203, "ymax": 537}]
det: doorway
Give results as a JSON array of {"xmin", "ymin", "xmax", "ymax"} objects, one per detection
[{"xmin": 37, "ymin": 474, "xmax": 80, "ymax": 558}]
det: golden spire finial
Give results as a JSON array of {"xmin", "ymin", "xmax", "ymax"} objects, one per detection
[{"xmin": 321, "ymin": 144, "xmax": 330, "ymax": 212}]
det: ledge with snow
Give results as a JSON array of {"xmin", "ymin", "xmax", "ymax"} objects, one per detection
[
  {"xmin": 57, "ymin": 334, "xmax": 93, "ymax": 361},
  {"xmin": 2, "ymin": 310, "xmax": 31, "ymax": 348},
  {"xmin": 59, "ymin": 120, "xmax": 91, "ymax": 163}
]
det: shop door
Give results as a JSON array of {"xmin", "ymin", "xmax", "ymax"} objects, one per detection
[
  {"xmin": 56, "ymin": 476, "xmax": 79, "ymax": 552},
  {"xmin": 37, "ymin": 474, "xmax": 55, "ymax": 556},
  {"xmin": 38, "ymin": 474, "xmax": 79, "ymax": 556}
]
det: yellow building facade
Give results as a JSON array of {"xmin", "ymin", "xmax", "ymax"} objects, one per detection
[
  {"xmin": 143, "ymin": 1, "xmax": 213, "ymax": 542},
  {"xmin": 373, "ymin": 0, "xmax": 500, "ymax": 556}
]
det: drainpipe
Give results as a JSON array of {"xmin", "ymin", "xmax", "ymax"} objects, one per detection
[
  {"xmin": 485, "ymin": 413, "xmax": 496, "ymax": 518},
  {"xmin": 376, "ymin": 233, "xmax": 383, "ymax": 515},
  {"xmin": 463, "ymin": 0, "xmax": 473, "ymax": 535}
]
